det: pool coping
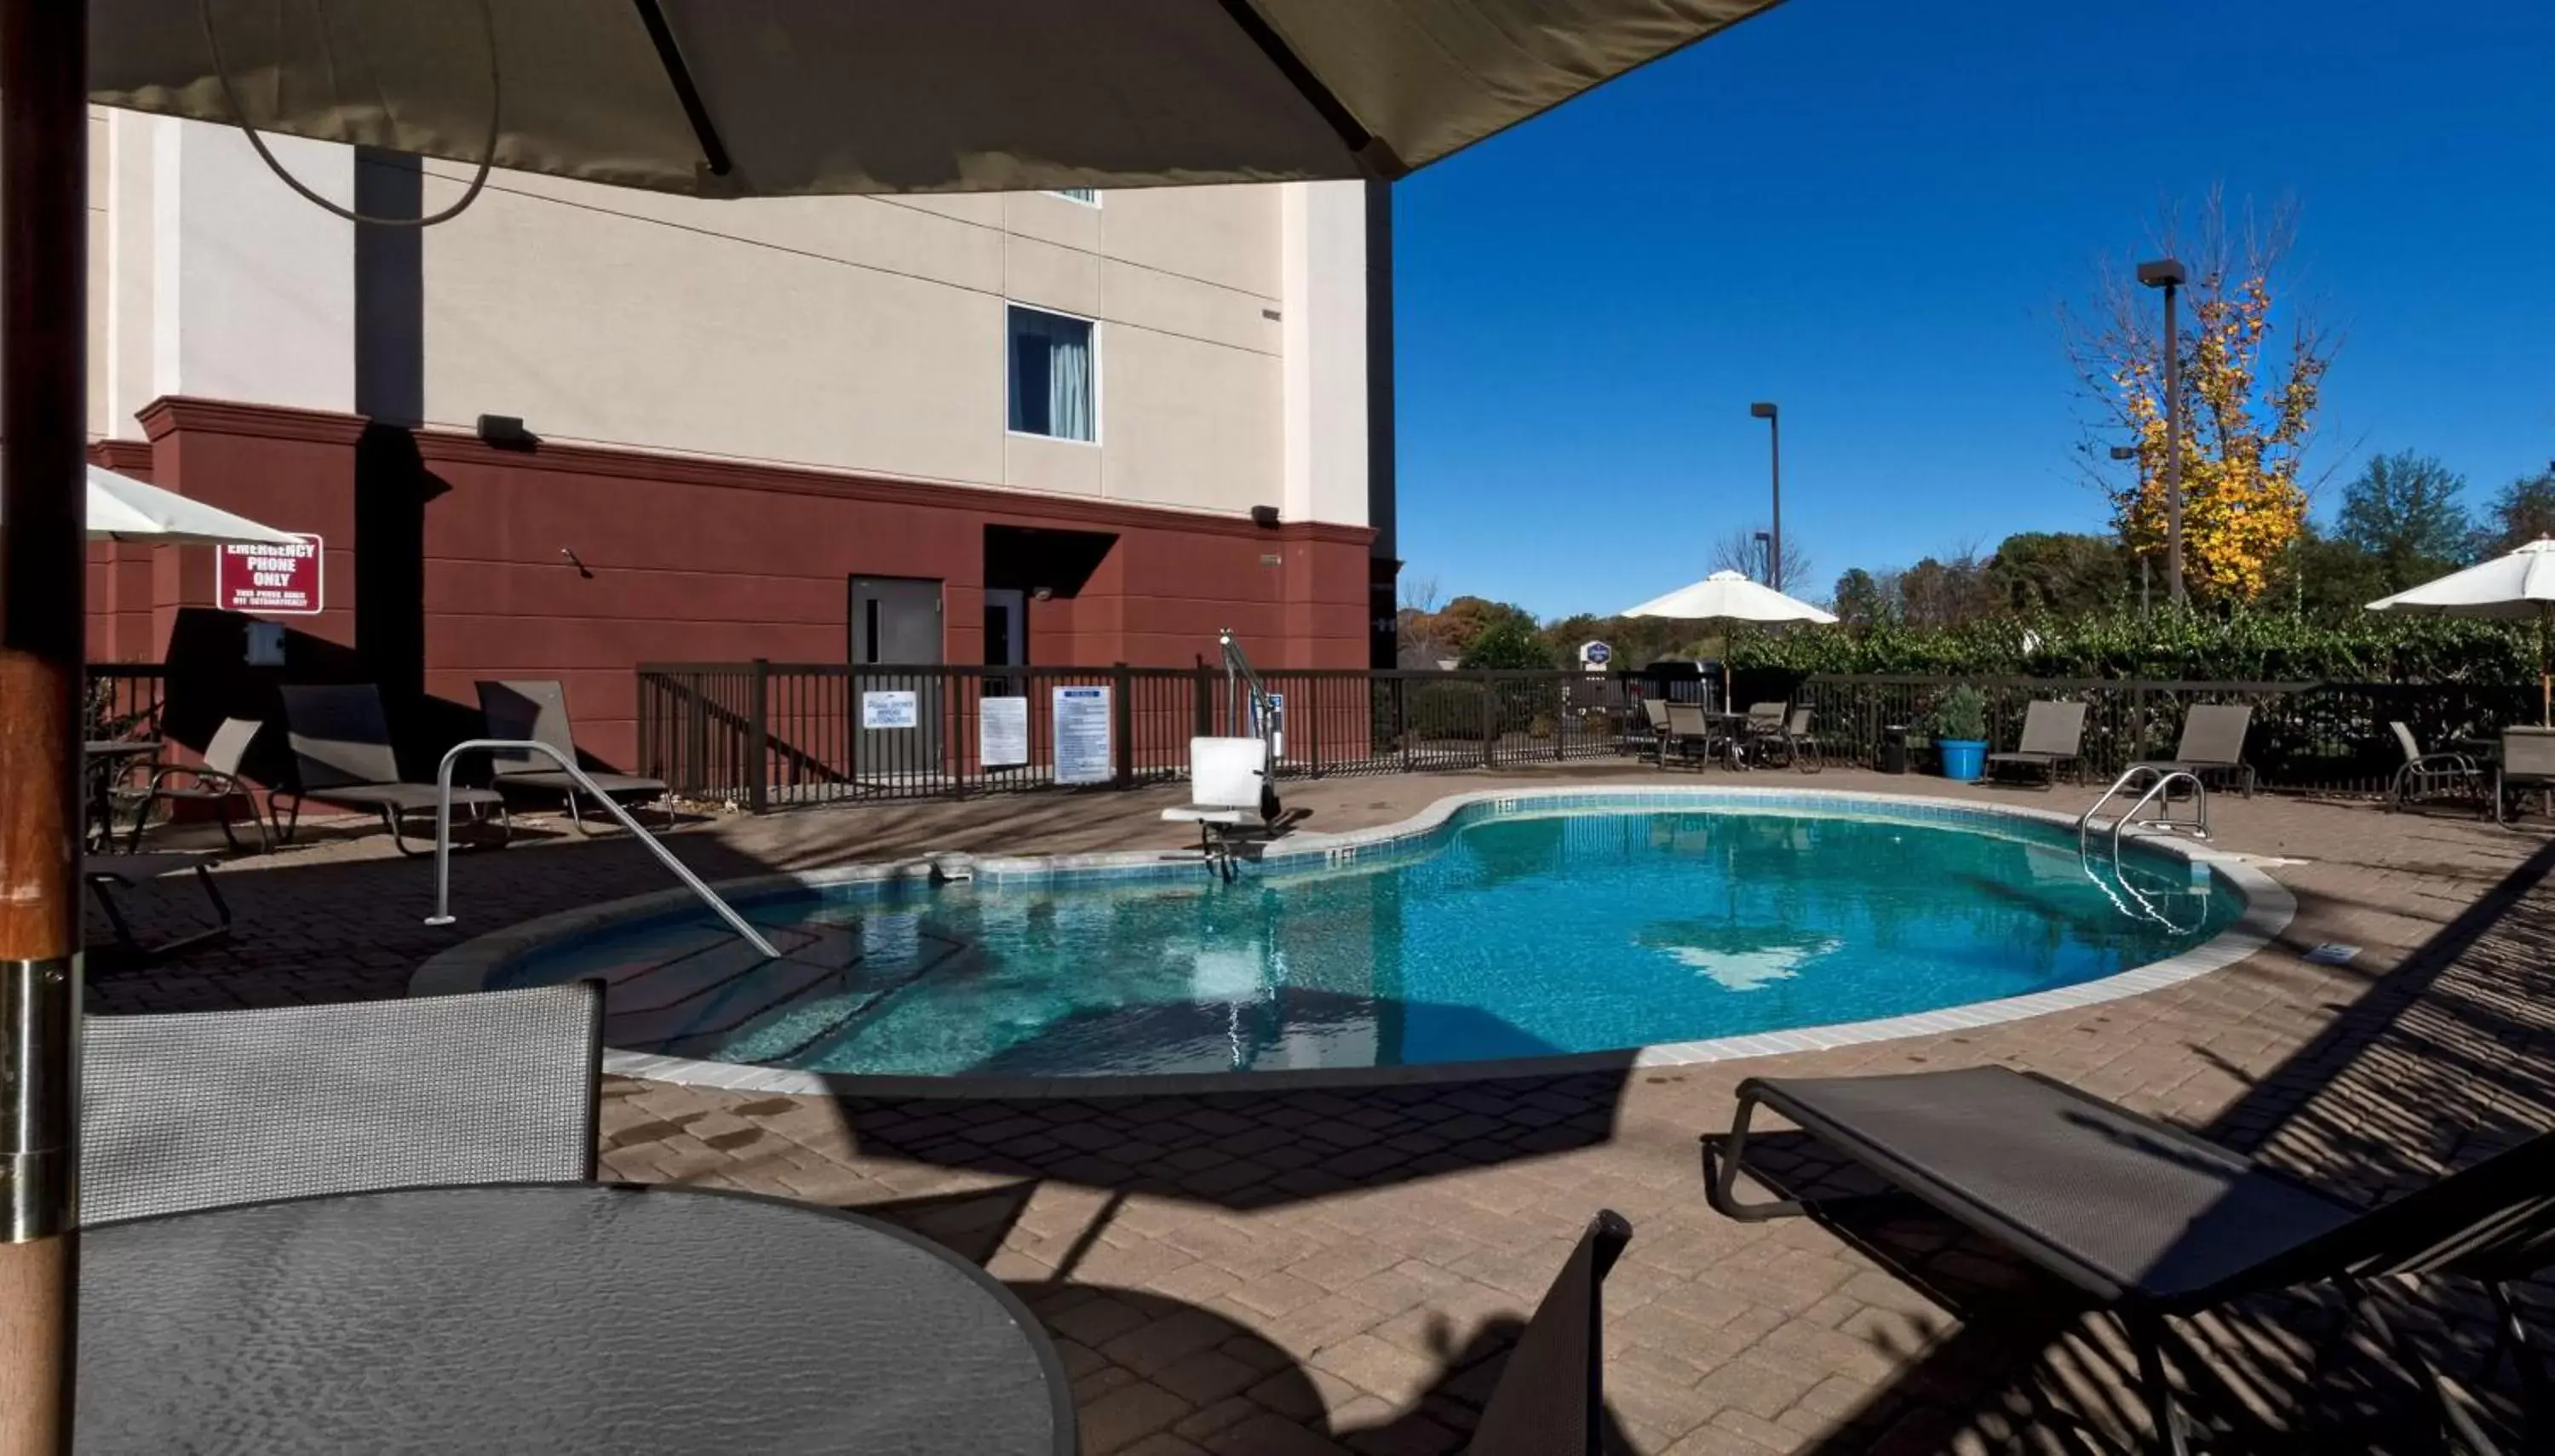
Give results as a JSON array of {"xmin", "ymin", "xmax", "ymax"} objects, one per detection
[{"xmin": 411, "ymin": 786, "xmax": 2296, "ymax": 1098}]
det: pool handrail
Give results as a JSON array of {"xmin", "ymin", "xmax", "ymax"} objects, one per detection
[{"xmin": 424, "ymin": 739, "xmax": 779, "ymax": 961}]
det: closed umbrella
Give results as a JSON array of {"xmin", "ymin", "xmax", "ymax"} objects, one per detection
[
  {"xmin": 1621, "ymin": 570, "xmax": 1836, "ymax": 708},
  {"xmin": 2367, "ymin": 537, "xmax": 2555, "ymax": 724},
  {"xmin": 7, "ymin": 0, "xmax": 1798, "ymax": 1441},
  {"xmin": 0, "ymin": 465, "xmax": 301, "ymax": 545}
]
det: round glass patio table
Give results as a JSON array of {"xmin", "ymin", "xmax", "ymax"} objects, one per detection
[{"xmin": 76, "ymin": 1182, "xmax": 1076, "ymax": 1454}]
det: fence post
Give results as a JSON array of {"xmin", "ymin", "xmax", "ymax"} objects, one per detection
[
  {"xmin": 1478, "ymin": 672, "xmax": 1496, "ymax": 768},
  {"xmin": 1555, "ymin": 674, "xmax": 1567, "ymax": 762},
  {"xmin": 1113, "ymin": 662, "xmax": 1134, "ymax": 788},
  {"xmin": 1398, "ymin": 679, "xmax": 1413, "ymax": 772},
  {"xmin": 635, "ymin": 673, "xmax": 655, "ymax": 782},
  {"xmin": 1194, "ymin": 661, "xmax": 1214, "ymax": 738},
  {"xmin": 746, "ymin": 659, "xmax": 771, "ymax": 814}
]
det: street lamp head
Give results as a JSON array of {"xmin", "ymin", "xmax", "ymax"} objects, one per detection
[
  {"xmin": 2135, "ymin": 258, "xmax": 2187, "ymax": 289},
  {"xmin": 1748, "ymin": 402, "xmax": 1777, "ymax": 420},
  {"xmin": 2108, "ymin": 445, "xmax": 2139, "ymax": 461}
]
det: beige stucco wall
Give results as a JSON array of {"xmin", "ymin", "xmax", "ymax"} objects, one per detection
[{"xmin": 88, "ymin": 119, "xmax": 1368, "ymax": 529}]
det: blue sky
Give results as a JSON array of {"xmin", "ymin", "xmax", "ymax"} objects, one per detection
[{"xmin": 1391, "ymin": 0, "xmax": 2555, "ymax": 618}]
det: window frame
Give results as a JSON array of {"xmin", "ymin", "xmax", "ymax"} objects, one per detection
[
  {"xmin": 1045, "ymin": 188, "xmax": 1101, "ymax": 206},
  {"xmin": 1003, "ymin": 302, "xmax": 1103, "ymax": 447}
]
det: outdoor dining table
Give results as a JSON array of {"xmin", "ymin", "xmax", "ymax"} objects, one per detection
[{"xmin": 77, "ymin": 1182, "xmax": 1077, "ymax": 1455}]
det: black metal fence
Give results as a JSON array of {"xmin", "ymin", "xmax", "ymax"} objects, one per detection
[
  {"xmin": 83, "ymin": 664, "xmax": 165, "ymax": 740},
  {"xmin": 1795, "ymin": 674, "xmax": 2541, "ymax": 795},
  {"xmin": 634, "ymin": 661, "xmax": 2538, "ymax": 809},
  {"xmin": 635, "ymin": 662, "xmax": 1660, "ymax": 808}
]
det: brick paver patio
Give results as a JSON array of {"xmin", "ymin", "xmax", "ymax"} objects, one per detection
[{"xmin": 91, "ymin": 765, "xmax": 2555, "ymax": 1453}]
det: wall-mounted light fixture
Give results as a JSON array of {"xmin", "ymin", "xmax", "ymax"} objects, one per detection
[
  {"xmin": 560, "ymin": 547, "xmax": 594, "ymax": 579},
  {"xmin": 1031, "ymin": 586, "xmax": 1054, "ymax": 601},
  {"xmin": 477, "ymin": 414, "xmax": 541, "ymax": 451},
  {"xmin": 1249, "ymin": 505, "xmax": 1280, "ymax": 530}
]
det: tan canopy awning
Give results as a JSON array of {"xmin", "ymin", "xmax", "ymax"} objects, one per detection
[{"xmin": 91, "ymin": 0, "xmax": 1788, "ymax": 198}]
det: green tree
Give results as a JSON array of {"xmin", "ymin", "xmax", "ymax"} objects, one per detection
[
  {"xmin": 2336, "ymin": 450, "xmax": 2471, "ymax": 591},
  {"xmin": 1830, "ymin": 568, "xmax": 1894, "ymax": 628},
  {"xmin": 2473, "ymin": 465, "xmax": 2555, "ymax": 557},
  {"xmin": 1983, "ymin": 532, "xmax": 2128, "ymax": 615},
  {"xmin": 1458, "ymin": 619, "xmax": 1556, "ymax": 670},
  {"xmin": 1420, "ymin": 595, "xmax": 1539, "ymax": 658},
  {"xmin": 2278, "ymin": 523, "xmax": 2391, "ymax": 616},
  {"xmin": 1897, "ymin": 553, "xmax": 1993, "ymax": 628}
]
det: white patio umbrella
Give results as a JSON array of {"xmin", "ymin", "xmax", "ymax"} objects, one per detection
[
  {"xmin": 3, "ymin": 465, "xmax": 301, "ymax": 545},
  {"xmin": 2367, "ymin": 537, "xmax": 2555, "ymax": 724},
  {"xmin": 1620, "ymin": 570, "xmax": 1836, "ymax": 707}
]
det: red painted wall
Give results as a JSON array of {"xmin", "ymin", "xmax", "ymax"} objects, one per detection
[{"xmin": 101, "ymin": 398, "xmax": 1373, "ymax": 769}]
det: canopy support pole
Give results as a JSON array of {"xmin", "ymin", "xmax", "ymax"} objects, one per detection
[{"xmin": 0, "ymin": 0, "xmax": 91, "ymax": 1448}]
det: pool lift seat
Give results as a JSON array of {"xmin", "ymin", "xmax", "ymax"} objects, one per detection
[{"xmin": 1167, "ymin": 736, "xmax": 1272, "ymax": 881}]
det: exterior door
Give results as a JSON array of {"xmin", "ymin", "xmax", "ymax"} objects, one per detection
[
  {"xmin": 983, "ymin": 588, "xmax": 1027, "ymax": 697},
  {"xmin": 849, "ymin": 576, "xmax": 944, "ymax": 783}
]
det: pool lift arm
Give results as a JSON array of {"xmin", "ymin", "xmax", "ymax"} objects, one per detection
[{"xmin": 1220, "ymin": 628, "xmax": 1284, "ymax": 823}]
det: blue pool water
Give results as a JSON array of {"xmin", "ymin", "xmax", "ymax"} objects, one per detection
[{"xmin": 498, "ymin": 805, "xmax": 2242, "ymax": 1079}]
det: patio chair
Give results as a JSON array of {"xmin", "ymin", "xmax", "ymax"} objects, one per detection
[
  {"xmin": 121, "ymin": 715, "xmax": 271, "ymax": 852},
  {"xmin": 2388, "ymin": 721, "xmax": 2482, "ymax": 814},
  {"xmin": 1165, "ymin": 736, "xmax": 1274, "ymax": 877},
  {"xmin": 1663, "ymin": 702, "xmax": 1729, "ymax": 770},
  {"xmin": 1639, "ymin": 697, "xmax": 1672, "ymax": 762},
  {"xmin": 274, "ymin": 683, "xmax": 509, "ymax": 855},
  {"xmin": 475, "ymin": 679, "xmax": 670, "ymax": 834},
  {"xmin": 1986, "ymin": 699, "xmax": 2088, "ymax": 788},
  {"xmin": 1467, "ymin": 1210, "xmax": 1633, "ymax": 1456},
  {"xmin": 1760, "ymin": 705, "xmax": 1823, "ymax": 772},
  {"xmin": 2131, "ymin": 702, "xmax": 2257, "ymax": 799},
  {"xmin": 78, "ymin": 981, "xmax": 603, "ymax": 1225},
  {"xmin": 2493, "ymin": 726, "xmax": 2555, "ymax": 828},
  {"xmin": 84, "ymin": 852, "xmax": 231, "ymax": 962},
  {"xmin": 1703, "ymin": 1065, "xmax": 2555, "ymax": 1454}
]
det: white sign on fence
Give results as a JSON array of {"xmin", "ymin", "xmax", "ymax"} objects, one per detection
[
  {"xmin": 980, "ymin": 696, "xmax": 1030, "ymax": 767},
  {"xmin": 860, "ymin": 690, "xmax": 918, "ymax": 729},
  {"xmin": 1053, "ymin": 685, "xmax": 1113, "ymax": 785}
]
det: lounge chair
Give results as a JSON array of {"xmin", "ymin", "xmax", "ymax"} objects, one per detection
[
  {"xmin": 1761, "ymin": 706, "xmax": 1823, "ymax": 772},
  {"xmin": 84, "ymin": 852, "xmax": 231, "ymax": 961},
  {"xmin": 274, "ymin": 684, "xmax": 509, "ymax": 855},
  {"xmin": 2388, "ymin": 720, "xmax": 2481, "ymax": 813},
  {"xmin": 121, "ymin": 715, "xmax": 271, "ymax": 852},
  {"xmin": 2493, "ymin": 726, "xmax": 2555, "ymax": 827},
  {"xmin": 1985, "ymin": 699, "xmax": 2088, "ymax": 788},
  {"xmin": 2131, "ymin": 702, "xmax": 2257, "ymax": 799},
  {"xmin": 1467, "ymin": 1210, "xmax": 1633, "ymax": 1456},
  {"xmin": 1704, "ymin": 1066, "xmax": 2555, "ymax": 1453},
  {"xmin": 475, "ymin": 679, "xmax": 670, "ymax": 834},
  {"xmin": 1165, "ymin": 736, "xmax": 1275, "ymax": 876},
  {"xmin": 78, "ymin": 982, "xmax": 602, "ymax": 1224}
]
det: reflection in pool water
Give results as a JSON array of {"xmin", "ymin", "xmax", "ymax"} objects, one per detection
[{"xmin": 498, "ymin": 807, "xmax": 2242, "ymax": 1078}]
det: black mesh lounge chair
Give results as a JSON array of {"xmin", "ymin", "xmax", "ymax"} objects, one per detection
[
  {"xmin": 1986, "ymin": 699, "xmax": 2088, "ymax": 788},
  {"xmin": 1467, "ymin": 1210, "xmax": 1633, "ymax": 1456},
  {"xmin": 84, "ymin": 852, "xmax": 231, "ymax": 961},
  {"xmin": 2131, "ymin": 702, "xmax": 2257, "ymax": 798},
  {"xmin": 1663, "ymin": 701, "xmax": 1725, "ymax": 770},
  {"xmin": 122, "ymin": 715, "xmax": 271, "ymax": 852},
  {"xmin": 78, "ymin": 982, "xmax": 603, "ymax": 1225},
  {"xmin": 2388, "ymin": 720, "xmax": 2482, "ymax": 813},
  {"xmin": 274, "ymin": 683, "xmax": 508, "ymax": 855},
  {"xmin": 2494, "ymin": 727, "xmax": 2555, "ymax": 827},
  {"xmin": 1704, "ymin": 1066, "xmax": 2555, "ymax": 1454},
  {"xmin": 475, "ymin": 679, "xmax": 670, "ymax": 834}
]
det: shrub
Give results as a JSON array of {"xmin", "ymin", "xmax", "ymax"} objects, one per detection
[
  {"xmin": 1922, "ymin": 685, "xmax": 1989, "ymax": 741},
  {"xmin": 1458, "ymin": 621, "xmax": 1557, "ymax": 671}
]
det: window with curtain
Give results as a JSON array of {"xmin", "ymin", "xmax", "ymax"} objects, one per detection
[{"xmin": 1008, "ymin": 307, "xmax": 1095, "ymax": 443}]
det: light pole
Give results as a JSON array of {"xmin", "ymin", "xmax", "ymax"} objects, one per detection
[
  {"xmin": 2109, "ymin": 444, "xmax": 2149, "ymax": 614},
  {"xmin": 1753, "ymin": 530, "xmax": 1773, "ymax": 586},
  {"xmin": 1748, "ymin": 402, "xmax": 1781, "ymax": 592},
  {"xmin": 2136, "ymin": 259, "xmax": 2187, "ymax": 605}
]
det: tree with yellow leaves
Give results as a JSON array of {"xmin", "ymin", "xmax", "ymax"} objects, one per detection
[{"xmin": 2064, "ymin": 194, "xmax": 2334, "ymax": 605}]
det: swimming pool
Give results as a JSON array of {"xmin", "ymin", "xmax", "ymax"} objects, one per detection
[{"xmin": 424, "ymin": 790, "xmax": 2287, "ymax": 1091}]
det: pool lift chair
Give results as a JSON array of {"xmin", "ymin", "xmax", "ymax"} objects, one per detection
[{"xmin": 1166, "ymin": 629, "xmax": 1285, "ymax": 880}]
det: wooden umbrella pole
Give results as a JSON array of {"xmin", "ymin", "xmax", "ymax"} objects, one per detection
[{"xmin": 0, "ymin": 0, "xmax": 91, "ymax": 1449}]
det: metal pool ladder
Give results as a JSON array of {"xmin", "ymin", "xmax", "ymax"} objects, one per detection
[
  {"xmin": 422, "ymin": 739, "xmax": 779, "ymax": 960},
  {"xmin": 2077, "ymin": 765, "xmax": 2210, "ymax": 858}
]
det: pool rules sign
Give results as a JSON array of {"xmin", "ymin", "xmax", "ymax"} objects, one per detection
[{"xmin": 217, "ymin": 533, "xmax": 324, "ymax": 615}]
